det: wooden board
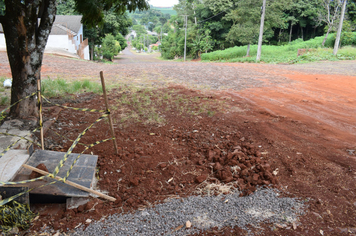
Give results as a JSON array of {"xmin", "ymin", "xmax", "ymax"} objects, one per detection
[{"xmin": 0, "ymin": 150, "xmax": 29, "ymax": 182}]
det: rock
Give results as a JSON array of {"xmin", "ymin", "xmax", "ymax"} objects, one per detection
[
  {"xmin": 126, "ymin": 198, "xmax": 134, "ymax": 206},
  {"xmin": 77, "ymin": 205, "xmax": 84, "ymax": 212},
  {"xmin": 195, "ymin": 174, "xmax": 208, "ymax": 183},
  {"xmin": 255, "ymin": 151, "xmax": 262, "ymax": 157},
  {"xmin": 114, "ymin": 195, "xmax": 122, "ymax": 205},
  {"xmin": 186, "ymin": 220, "xmax": 192, "ymax": 228},
  {"xmin": 208, "ymin": 150, "xmax": 215, "ymax": 160},
  {"xmin": 214, "ymin": 162, "xmax": 223, "ymax": 171},
  {"xmin": 29, "ymin": 163, "xmax": 49, "ymax": 179},
  {"xmin": 159, "ymin": 163, "xmax": 167, "ymax": 168},
  {"xmin": 241, "ymin": 169, "xmax": 249, "ymax": 176},
  {"xmin": 220, "ymin": 167, "xmax": 233, "ymax": 183},
  {"xmin": 129, "ymin": 177, "xmax": 139, "ymax": 186}
]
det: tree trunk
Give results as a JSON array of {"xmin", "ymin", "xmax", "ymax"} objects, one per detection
[
  {"xmin": 322, "ymin": 27, "xmax": 331, "ymax": 46},
  {"xmin": 333, "ymin": 0, "xmax": 347, "ymax": 55},
  {"xmin": 313, "ymin": 27, "xmax": 316, "ymax": 38},
  {"xmin": 301, "ymin": 26, "xmax": 304, "ymax": 40},
  {"xmin": 289, "ymin": 22, "xmax": 293, "ymax": 42},
  {"xmin": 246, "ymin": 44, "xmax": 250, "ymax": 57},
  {"xmin": 256, "ymin": 0, "xmax": 266, "ymax": 62},
  {"xmin": 1, "ymin": 0, "xmax": 56, "ymax": 119},
  {"xmin": 90, "ymin": 38, "xmax": 94, "ymax": 60}
]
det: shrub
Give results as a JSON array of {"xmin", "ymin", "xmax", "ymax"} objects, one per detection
[{"xmin": 101, "ymin": 34, "xmax": 121, "ymax": 61}]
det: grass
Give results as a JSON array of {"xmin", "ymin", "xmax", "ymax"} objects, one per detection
[
  {"xmin": 112, "ymin": 86, "xmax": 225, "ymax": 127},
  {"xmin": 201, "ymin": 33, "xmax": 356, "ymax": 64},
  {"xmin": 41, "ymin": 78, "xmax": 103, "ymax": 98}
]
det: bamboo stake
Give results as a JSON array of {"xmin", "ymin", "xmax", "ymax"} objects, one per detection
[
  {"xmin": 100, "ymin": 71, "xmax": 119, "ymax": 155},
  {"xmin": 37, "ymin": 79, "xmax": 44, "ymax": 150},
  {"xmin": 22, "ymin": 164, "xmax": 116, "ymax": 202}
]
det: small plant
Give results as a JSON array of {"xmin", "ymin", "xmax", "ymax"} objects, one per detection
[{"xmin": 0, "ymin": 96, "xmax": 9, "ymax": 106}]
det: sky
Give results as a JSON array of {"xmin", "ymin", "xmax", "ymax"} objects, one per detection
[{"xmin": 148, "ymin": 0, "xmax": 179, "ymax": 7}]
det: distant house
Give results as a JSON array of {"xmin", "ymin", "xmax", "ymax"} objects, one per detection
[{"xmin": 0, "ymin": 15, "xmax": 89, "ymax": 60}]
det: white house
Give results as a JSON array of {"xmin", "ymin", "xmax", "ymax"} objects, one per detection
[{"xmin": 0, "ymin": 15, "xmax": 89, "ymax": 60}]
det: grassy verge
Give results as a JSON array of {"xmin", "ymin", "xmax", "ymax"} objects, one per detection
[{"xmin": 201, "ymin": 34, "xmax": 356, "ymax": 64}]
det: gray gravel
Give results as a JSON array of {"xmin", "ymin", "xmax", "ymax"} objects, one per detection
[{"xmin": 72, "ymin": 188, "xmax": 305, "ymax": 235}]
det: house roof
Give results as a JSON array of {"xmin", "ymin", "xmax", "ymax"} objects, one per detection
[
  {"xmin": 0, "ymin": 15, "xmax": 82, "ymax": 35},
  {"xmin": 51, "ymin": 15, "xmax": 82, "ymax": 35}
]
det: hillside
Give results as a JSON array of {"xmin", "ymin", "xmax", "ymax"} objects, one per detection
[{"xmin": 150, "ymin": 6, "xmax": 176, "ymax": 15}]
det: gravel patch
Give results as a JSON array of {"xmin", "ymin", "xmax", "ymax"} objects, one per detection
[{"xmin": 72, "ymin": 188, "xmax": 305, "ymax": 235}]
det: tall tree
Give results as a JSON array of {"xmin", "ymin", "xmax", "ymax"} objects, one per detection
[
  {"xmin": 317, "ymin": 0, "xmax": 343, "ymax": 46},
  {"xmin": 225, "ymin": 0, "xmax": 290, "ymax": 56},
  {"xmin": 256, "ymin": 0, "xmax": 266, "ymax": 62},
  {"xmin": 0, "ymin": 0, "xmax": 148, "ymax": 119},
  {"xmin": 333, "ymin": 0, "xmax": 347, "ymax": 55}
]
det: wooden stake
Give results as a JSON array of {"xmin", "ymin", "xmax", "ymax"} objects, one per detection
[
  {"xmin": 22, "ymin": 164, "xmax": 116, "ymax": 202},
  {"xmin": 100, "ymin": 71, "xmax": 119, "ymax": 155},
  {"xmin": 37, "ymin": 79, "xmax": 44, "ymax": 150}
]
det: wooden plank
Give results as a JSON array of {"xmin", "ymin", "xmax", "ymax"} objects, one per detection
[{"xmin": 0, "ymin": 150, "xmax": 29, "ymax": 182}]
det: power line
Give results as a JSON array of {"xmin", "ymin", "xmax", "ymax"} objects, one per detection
[{"xmin": 197, "ymin": 11, "xmax": 226, "ymax": 24}]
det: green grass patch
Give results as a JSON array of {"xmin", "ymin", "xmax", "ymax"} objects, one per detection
[
  {"xmin": 41, "ymin": 78, "xmax": 102, "ymax": 98},
  {"xmin": 202, "ymin": 33, "xmax": 356, "ymax": 64}
]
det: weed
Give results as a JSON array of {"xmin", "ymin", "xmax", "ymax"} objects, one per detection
[{"xmin": 0, "ymin": 96, "xmax": 9, "ymax": 106}]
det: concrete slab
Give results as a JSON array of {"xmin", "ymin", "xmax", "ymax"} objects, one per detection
[
  {"xmin": 0, "ymin": 150, "xmax": 29, "ymax": 182},
  {"xmin": 13, "ymin": 150, "xmax": 98, "ymax": 198}
]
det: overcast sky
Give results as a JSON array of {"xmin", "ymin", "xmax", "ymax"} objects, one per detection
[{"xmin": 148, "ymin": 0, "xmax": 179, "ymax": 7}]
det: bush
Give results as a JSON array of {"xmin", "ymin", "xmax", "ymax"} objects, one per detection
[
  {"xmin": 152, "ymin": 45, "xmax": 158, "ymax": 51},
  {"xmin": 115, "ymin": 33, "xmax": 128, "ymax": 50},
  {"xmin": 101, "ymin": 34, "xmax": 121, "ymax": 61}
]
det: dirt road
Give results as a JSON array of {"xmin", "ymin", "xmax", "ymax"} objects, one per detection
[{"xmin": 0, "ymin": 48, "xmax": 355, "ymax": 235}]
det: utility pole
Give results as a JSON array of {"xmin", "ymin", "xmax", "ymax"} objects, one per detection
[
  {"xmin": 256, "ymin": 0, "xmax": 266, "ymax": 62},
  {"xmin": 333, "ymin": 0, "xmax": 347, "ymax": 55},
  {"xmin": 181, "ymin": 15, "xmax": 188, "ymax": 62}
]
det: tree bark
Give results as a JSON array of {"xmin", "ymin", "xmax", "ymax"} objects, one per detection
[
  {"xmin": 246, "ymin": 44, "xmax": 250, "ymax": 57},
  {"xmin": 90, "ymin": 38, "xmax": 94, "ymax": 60},
  {"xmin": 333, "ymin": 0, "xmax": 347, "ymax": 55},
  {"xmin": 1, "ymin": 0, "xmax": 56, "ymax": 119},
  {"xmin": 256, "ymin": 0, "xmax": 266, "ymax": 62},
  {"xmin": 322, "ymin": 27, "xmax": 331, "ymax": 46},
  {"xmin": 289, "ymin": 22, "xmax": 293, "ymax": 42}
]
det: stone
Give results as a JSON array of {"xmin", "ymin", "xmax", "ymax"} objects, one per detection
[
  {"xmin": 195, "ymin": 174, "xmax": 208, "ymax": 183},
  {"xmin": 214, "ymin": 162, "xmax": 223, "ymax": 171},
  {"xmin": 66, "ymin": 197, "xmax": 90, "ymax": 210}
]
